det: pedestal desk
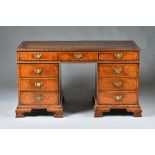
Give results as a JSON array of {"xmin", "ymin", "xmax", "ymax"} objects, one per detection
[{"xmin": 16, "ymin": 41, "xmax": 142, "ymax": 117}]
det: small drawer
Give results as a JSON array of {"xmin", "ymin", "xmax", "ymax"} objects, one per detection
[
  {"xmin": 98, "ymin": 91, "xmax": 137, "ymax": 105},
  {"xmin": 19, "ymin": 79, "xmax": 58, "ymax": 91},
  {"xmin": 99, "ymin": 52, "xmax": 139, "ymax": 61},
  {"xmin": 98, "ymin": 78, "xmax": 138, "ymax": 90},
  {"xmin": 98, "ymin": 64, "xmax": 138, "ymax": 77},
  {"xmin": 18, "ymin": 52, "xmax": 58, "ymax": 61},
  {"xmin": 19, "ymin": 92, "xmax": 58, "ymax": 105},
  {"xmin": 18, "ymin": 64, "xmax": 59, "ymax": 78},
  {"xmin": 59, "ymin": 52, "xmax": 98, "ymax": 61}
]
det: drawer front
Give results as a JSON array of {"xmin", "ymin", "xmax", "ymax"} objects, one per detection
[
  {"xmin": 98, "ymin": 78, "xmax": 138, "ymax": 90},
  {"xmin": 18, "ymin": 52, "xmax": 58, "ymax": 61},
  {"xmin": 18, "ymin": 64, "xmax": 59, "ymax": 78},
  {"xmin": 19, "ymin": 79, "xmax": 58, "ymax": 91},
  {"xmin": 20, "ymin": 92, "xmax": 58, "ymax": 105},
  {"xmin": 99, "ymin": 52, "xmax": 139, "ymax": 61},
  {"xmin": 98, "ymin": 91, "xmax": 137, "ymax": 105},
  {"xmin": 59, "ymin": 52, "xmax": 98, "ymax": 61},
  {"xmin": 98, "ymin": 64, "xmax": 138, "ymax": 77}
]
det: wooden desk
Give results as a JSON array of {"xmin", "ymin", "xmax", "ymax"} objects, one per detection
[{"xmin": 16, "ymin": 41, "xmax": 142, "ymax": 117}]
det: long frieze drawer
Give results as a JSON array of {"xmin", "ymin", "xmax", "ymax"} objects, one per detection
[
  {"xmin": 98, "ymin": 91, "xmax": 137, "ymax": 105},
  {"xmin": 18, "ymin": 64, "xmax": 59, "ymax": 78},
  {"xmin": 19, "ymin": 79, "xmax": 58, "ymax": 91},
  {"xmin": 59, "ymin": 52, "xmax": 98, "ymax": 61},
  {"xmin": 19, "ymin": 92, "xmax": 59, "ymax": 105},
  {"xmin": 18, "ymin": 52, "xmax": 58, "ymax": 61},
  {"xmin": 98, "ymin": 64, "xmax": 138, "ymax": 77},
  {"xmin": 98, "ymin": 78, "xmax": 138, "ymax": 90},
  {"xmin": 99, "ymin": 52, "xmax": 139, "ymax": 61}
]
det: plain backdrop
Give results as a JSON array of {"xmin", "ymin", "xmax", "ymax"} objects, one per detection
[{"xmin": 0, "ymin": 26, "xmax": 155, "ymax": 128}]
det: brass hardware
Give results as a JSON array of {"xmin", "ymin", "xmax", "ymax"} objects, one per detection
[
  {"xmin": 114, "ymin": 53, "xmax": 123, "ymax": 59},
  {"xmin": 35, "ymin": 95, "xmax": 44, "ymax": 101},
  {"xmin": 34, "ymin": 53, "xmax": 42, "ymax": 59},
  {"xmin": 34, "ymin": 82, "xmax": 43, "ymax": 88},
  {"xmin": 113, "ymin": 81, "xmax": 122, "ymax": 87},
  {"xmin": 113, "ymin": 67, "xmax": 122, "ymax": 74},
  {"xmin": 34, "ymin": 68, "xmax": 42, "ymax": 74},
  {"xmin": 114, "ymin": 95, "xmax": 122, "ymax": 101},
  {"xmin": 74, "ymin": 53, "xmax": 82, "ymax": 59}
]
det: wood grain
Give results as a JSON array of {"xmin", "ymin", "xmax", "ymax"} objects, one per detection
[
  {"xmin": 19, "ymin": 79, "xmax": 58, "ymax": 91},
  {"xmin": 18, "ymin": 52, "xmax": 58, "ymax": 61},
  {"xmin": 98, "ymin": 78, "xmax": 138, "ymax": 90},
  {"xmin": 19, "ymin": 92, "xmax": 58, "ymax": 105},
  {"xmin": 59, "ymin": 52, "xmax": 98, "ymax": 61},
  {"xmin": 98, "ymin": 91, "xmax": 138, "ymax": 105},
  {"xmin": 98, "ymin": 63, "xmax": 138, "ymax": 77},
  {"xmin": 99, "ymin": 51, "xmax": 139, "ymax": 61},
  {"xmin": 18, "ymin": 64, "xmax": 59, "ymax": 78}
]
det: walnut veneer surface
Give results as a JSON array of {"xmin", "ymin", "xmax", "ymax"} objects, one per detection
[{"xmin": 16, "ymin": 41, "xmax": 142, "ymax": 117}]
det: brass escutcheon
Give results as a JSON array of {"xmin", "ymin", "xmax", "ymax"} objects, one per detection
[
  {"xmin": 114, "ymin": 95, "xmax": 122, "ymax": 101},
  {"xmin": 74, "ymin": 53, "xmax": 82, "ymax": 59},
  {"xmin": 113, "ymin": 67, "xmax": 123, "ymax": 74},
  {"xmin": 34, "ymin": 82, "xmax": 43, "ymax": 88},
  {"xmin": 34, "ymin": 53, "xmax": 42, "ymax": 59},
  {"xmin": 35, "ymin": 95, "xmax": 44, "ymax": 101},
  {"xmin": 34, "ymin": 68, "xmax": 42, "ymax": 74},
  {"xmin": 113, "ymin": 81, "xmax": 122, "ymax": 87},
  {"xmin": 114, "ymin": 53, "xmax": 123, "ymax": 59}
]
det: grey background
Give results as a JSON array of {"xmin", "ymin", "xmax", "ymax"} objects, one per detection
[{"xmin": 0, "ymin": 26, "xmax": 155, "ymax": 128}]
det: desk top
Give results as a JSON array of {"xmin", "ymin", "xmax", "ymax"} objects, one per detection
[{"xmin": 17, "ymin": 41, "xmax": 140, "ymax": 52}]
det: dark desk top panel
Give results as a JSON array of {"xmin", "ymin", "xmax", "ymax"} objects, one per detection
[{"xmin": 17, "ymin": 41, "xmax": 140, "ymax": 52}]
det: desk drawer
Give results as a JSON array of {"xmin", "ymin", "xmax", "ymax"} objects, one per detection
[
  {"xmin": 98, "ymin": 64, "xmax": 138, "ymax": 77},
  {"xmin": 18, "ymin": 52, "xmax": 58, "ymax": 61},
  {"xmin": 18, "ymin": 64, "xmax": 59, "ymax": 78},
  {"xmin": 19, "ymin": 79, "xmax": 58, "ymax": 91},
  {"xmin": 20, "ymin": 92, "xmax": 58, "ymax": 105},
  {"xmin": 99, "ymin": 52, "xmax": 139, "ymax": 61},
  {"xmin": 98, "ymin": 78, "xmax": 138, "ymax": 90},
  {"xmin": 59, "ymin": 52, "xmax": 98, "ymax": 61},
  {"xmin": 98, "ymin": 91, "xmax": 137, "ymax": 105}
]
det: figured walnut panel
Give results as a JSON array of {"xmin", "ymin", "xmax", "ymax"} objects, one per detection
[
  {"xmin": 18, "ymin": 52, "xmax": 58, "ymax": 61},
  {"xmin": 19, "ymin": 92, "xmax": 59, "ymax": 105},
  {"xmin": 18, "ymin": 64, "xmax": 59, "ymax": 78},
  {"xmin": 98, "ymin": 91, "xmax": 138, "ymax": 105},
  {"xmin": 59, "ymin": 52, "xmax": 98, "ymax": 61},
  {"xmin": 99, "ymin": 51, "xmax": 139, "ymax": 61},
  {"xmin": 98, "ymin": 77, "xmax": 138, "ymax": 90},
  {"xmin": 98, "ymin": 64, "xmax": 138, "ymax": 77},
  {"xmin": 19, "ymin": 79, "xmax": 58, "ymax": 91}
]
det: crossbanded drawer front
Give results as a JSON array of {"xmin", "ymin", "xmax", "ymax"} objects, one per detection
[
  {"xmin": 98, "ymin": 91, "xmax": 137, "ymax": 105},
  {"xmin": 99, "ymin": 52, "xmax": 139, "ymax": 61},
  {"xmin": 18, "ymin": 64, "xmax": 59, "ymax": 78},
  {"xmin": 59, "ymin": 52, "xmax": 98, "ymax": 61},
  {"xmin": 98, "ymin": 64, "xmax": 138, "ymax": 77},
  {"xmin": 98, "ymin": 78, "xmax": 138, "ymax": 90},
  {"xmin": 19, "ymin": 92, "xmax": 58, "ymax": 105},
  {"xmin": 18, "ymin": 52, "xmax": 58, "ymax": 61},
  {"xmin": 19, "ymin": 79, "xmax": 58, "ymax": 91}
]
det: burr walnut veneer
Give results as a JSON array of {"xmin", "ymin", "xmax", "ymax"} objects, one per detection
[{"xmin": 16, "ymin": 41, "xmax": 142, "ymax": 117}]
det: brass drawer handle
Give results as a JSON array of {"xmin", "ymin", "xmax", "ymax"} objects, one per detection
[
  {"xmin": 114, "ymin": 53, "xmax": 123, "ymax": 59},
  {"xmin": 34, "ymin": 82, "xmax": 43, "ymax": 88},
  {"xmin": 35, "ymin": 95, "xmax": 44, "ymax": 101},
  {"xmin": 114, "ymin": 95, "xmax": 122, "ymax": 101},
  {"xmin": 34, "ymin": 68, "xmax": 43, "ymax": 74},
  {"xmin": 113, "ymin": 81, "xmax": 122, "ymax": 87},
  {"xmin": 113, "ymin": 67, "xmax": 122, "ymax": 74},
  {"xmin": 34, "ymin": 53, "xmax": 42, "ymax": 59},
  {"xmin": 74, "ymin": 53, "xmax": 82, "ymax": 59}
]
